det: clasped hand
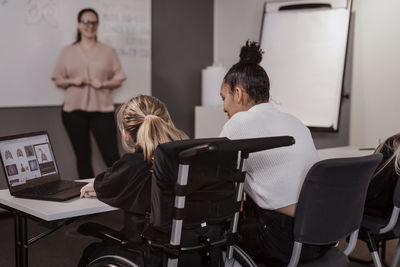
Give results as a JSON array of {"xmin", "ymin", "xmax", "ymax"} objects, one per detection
[
  {"xmin": 70, "ymin": 77, "xmax": 103, "ymax": 89},
  {"xmin": 80, "ymin": 182, "xmax": 97, "ymax": 198}
]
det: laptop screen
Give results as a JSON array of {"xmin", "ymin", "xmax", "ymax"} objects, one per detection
[{"xmin": 0, "ymin": 132, "xmax": 58, "ymax": 187}]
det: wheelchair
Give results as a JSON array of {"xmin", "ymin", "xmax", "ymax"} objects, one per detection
[{"xmin": 78, "ymin": 136, "xmax": 295, "ymax": 267}]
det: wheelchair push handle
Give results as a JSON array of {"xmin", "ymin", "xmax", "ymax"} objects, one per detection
[
  {"xmin": 210, "ymin": 136, "xmax": 295, "ymax": 154},
  {"xmin": 179, "ymin": 136, "xmax": 295, "ymax": 161}
]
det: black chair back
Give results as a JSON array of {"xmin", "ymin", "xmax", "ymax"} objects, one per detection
[
  {"xmin": 387, "ymin": 176, "xmax": 400, "ymax": 236},
  {"xmin": 393, "ymin": 175, "xmax": 400, "ymax": 208},
  {"xmin": 294, "ymin": 154, "xmax": 382, "ymax": 245}
]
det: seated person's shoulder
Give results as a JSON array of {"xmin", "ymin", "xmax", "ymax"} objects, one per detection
[
  {"xmin": 225, "ymin": 110, "xmax": 257, "ymax": 127},
  {"xmin": 121, "ymin": 152, "xmax": 147, "ymax": 163},
  {"xmin": 114, "ymin": 153, "xmax": 152, "ymax": 172}
]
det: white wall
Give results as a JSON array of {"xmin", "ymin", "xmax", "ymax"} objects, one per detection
[
  {"xmin": 214, "ymin": 0, "xmax": 265, "ymax": 67},
  {"xmin": 214, "ymin": 0, "xmax": 400, "ymax": 148},
  {"xmin": 349, "ymin": 0, "xmax": 400, "ymax": 147}
]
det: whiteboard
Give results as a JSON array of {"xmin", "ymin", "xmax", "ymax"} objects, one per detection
[
  {"xmin": 0, "ymin": 0, "xmax": 151, "ymax": 107},
  {"xmin": 260, "ymin": 0, "xmax": 350, "ymax": 130}
]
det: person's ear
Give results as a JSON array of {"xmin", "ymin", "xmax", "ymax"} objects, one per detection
[
  {"xmin": 123, "ymin": 129, "xmax": 131, "ymax": 142},
  {"xmin": 233, "ymin": 85, "xmax": 245, "ymax": 104}
]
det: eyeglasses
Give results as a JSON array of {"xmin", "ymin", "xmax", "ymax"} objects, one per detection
[{"xmin": 80, "ymin": 20, "xmax": 98, "ymax": 26}]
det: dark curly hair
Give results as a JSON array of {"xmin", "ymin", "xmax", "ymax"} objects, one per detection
[{"xmin": 223, "ymin": 40, "xmax": 270, "ymax": 103}]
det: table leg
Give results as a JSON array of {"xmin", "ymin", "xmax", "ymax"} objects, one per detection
[
  {"xmin": 14, "ymin": 214, "xmax": 21, "ymax": 267},
  {"xmin": 21, "ymin": 216, "xmax": 28, "ymax": 267},
  {"xmin": 13, "ymin": 214, "xmax": 29, "ymax": 267}
]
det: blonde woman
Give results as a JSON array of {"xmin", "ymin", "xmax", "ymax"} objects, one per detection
[
  {"xmin": 79, "ymin": 95, "xmax": 188, "ymax": 246},
  {"xmin": 365, "ymin": 133, "xmax": 400, "ymax": 217}
]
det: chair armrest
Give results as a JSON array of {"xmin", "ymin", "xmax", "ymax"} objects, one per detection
[
  {"xmin": 379, "ymin": 207, "xmax": 400, "ymax": 234},
  {"xmin": 77, "ymin": 222, "xmax": 129, "ymax": 246},
  {"xmin": 343, "ymin": 229, "xmax": 359, "ymax": 256},
  {"xmin": 287, "ymin": 241, "xmax": 302, "ymax": 267}
]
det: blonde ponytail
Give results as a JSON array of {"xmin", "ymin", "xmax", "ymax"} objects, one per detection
[
  {"xmin": 116, "ymin": 95, "xmax": 188, "ymax": 161},
  {"xmin": 136, "ymin": 115, "xmax": 187, "ymax": 161}
]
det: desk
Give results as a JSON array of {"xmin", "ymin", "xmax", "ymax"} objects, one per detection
[
  {"xmin": 0, "ymin": 180, "xmax": 117, "ymax": 267},
  {"xmin": 317, "ymin": 146, "xmax": 375, "ymax": 160}
]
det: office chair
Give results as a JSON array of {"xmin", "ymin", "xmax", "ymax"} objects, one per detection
[
  {"xmin": 286, "ymin": 154, "xmax": 382, "ymax": 267},
  {"xmin": 351, "ymin": 175, "xmax": 400, "ymax": 267},
  {"xmin": 78, "ymin": 136, "xmax": 295, "ymax": 267}
]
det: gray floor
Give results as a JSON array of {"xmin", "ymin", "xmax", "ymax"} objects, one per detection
[
  {"xmin": 0, "ymin": 209, "xmax": 398, "ymax": 267},
  {"xmin": 340, "ymin": 239, "xmax": 399, "ymax": 267},
  {"xmin": 0, "ymin": 209, "xmax": 124, "ymax": 267}
]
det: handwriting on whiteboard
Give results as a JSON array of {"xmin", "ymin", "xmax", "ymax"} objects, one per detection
[
  {"xmin": 100, "ymin": 0, "xmax": 150, "ymax": 60},
  {"xmin": 24, "ymin": 0, "xmax": 58, "ymax": 27}
]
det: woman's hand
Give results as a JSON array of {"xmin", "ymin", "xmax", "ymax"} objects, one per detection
[
  {"xmin": 70, "ymin": 76, "xmax": 86, "ymax": 86},
  {"xmin": 90, "ymin": 78, "xmax": 103, "ymax": 89},
  {"xmin": 53, "ymin": 76, "xmax": 86, "ymax": 88},
  {"xmin": 90, "ymin": 78, "xmax": 125, "ymax": 90},
  {"xmin": 80, "ymin": 182, "xmax": 97, "ymax": 198}
]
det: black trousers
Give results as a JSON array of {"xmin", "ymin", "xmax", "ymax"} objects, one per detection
[
  {"xmin": 62, "ymin": 110, "xmax": 120, "ymax": 178},
  {"xmin": 238, "ymin": 209, "xmax": 328, "ymax": 267}
]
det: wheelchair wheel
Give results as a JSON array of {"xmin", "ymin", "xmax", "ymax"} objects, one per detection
[
  {"xmin": 87, "ymin": 255, "xmax": 141, "ymax": 267},
  {"xmin": 222, "ymin": 245, "xmax": 258, "ymax": 267}
]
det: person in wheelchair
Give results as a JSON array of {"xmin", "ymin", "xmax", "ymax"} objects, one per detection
[
  {"xmin": 78, "ymin": 95, "xmax": 188, "ymax": 266},
  {"xmin": 218, "ymin": 41, "xmax": 328, "ymax": 266},
  {"xmin": 364, "ymin": 132, "xmax": 400, "ymax": 217}
]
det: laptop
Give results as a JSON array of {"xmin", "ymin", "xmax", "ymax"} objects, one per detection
[{"xmin": 0, "ymin": 131, "xmax": 86, "ymax": 201}]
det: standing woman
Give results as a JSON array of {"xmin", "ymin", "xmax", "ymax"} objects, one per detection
[{"xmin": 52, "ymin": 8, "xmax": 126, "ymax": 178}]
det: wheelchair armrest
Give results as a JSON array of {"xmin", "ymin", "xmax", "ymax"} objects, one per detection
[
  {"xmin": 379, "ymin": 207, "xmax": 400, "ymax": 234},
  {"xmin": 178, "ymin": 136, "xmax": 295, "ymax": 161},
  {"xmin": 210, "ymin": 136, "xmax": 295, "ymax": 155},
  {"xmin": 77, "ymin": 222, "xmax": 129, "ymax": 246}
]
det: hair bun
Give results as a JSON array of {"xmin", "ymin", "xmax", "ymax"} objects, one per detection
[{"xmin": 239, "ymin": 40, "xmax": 263, "ymax": 64}]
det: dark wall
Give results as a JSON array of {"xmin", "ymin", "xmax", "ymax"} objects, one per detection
[
  {"xmin": 0, "ymin": 107, "xmax": 112, "ymax": 188},
  {"xmin": 0, "ymin": 0, "xmax": 214, "ymax": 189},
  {"xmin": 152, "ymin": 0, "xmax": 213, "ymax": 137}
]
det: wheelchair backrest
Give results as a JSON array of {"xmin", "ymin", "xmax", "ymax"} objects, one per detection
[
  {"xmin": 149, "ymin": 136, "xmax": 296, "ymax": 231},
  {"xmin": 144, "ymin": 137, "xmax": 295, "ymax": 267},
  {"xmin": 150, "ymin": 137, "xmax": 237, "ymax": 231}
]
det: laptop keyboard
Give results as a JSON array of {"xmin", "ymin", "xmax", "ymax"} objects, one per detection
[{"xmin": 19, "ymin": 180, "xmax": 84, "ymax": 196}]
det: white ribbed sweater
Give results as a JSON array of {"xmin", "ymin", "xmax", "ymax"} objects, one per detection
[{"xmin": 220, "ymin": 103, "xmax": 319, "ymax": 210}]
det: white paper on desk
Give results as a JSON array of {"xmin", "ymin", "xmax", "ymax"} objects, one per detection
[{"xmin": 201, "ymin": 65, "xmax": 227, "ymax": 106}]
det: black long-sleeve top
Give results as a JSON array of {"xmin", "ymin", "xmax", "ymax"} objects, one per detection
[
  {"xmin": 94, "ymin": 153, "xmax": 152, "ymax": 245},
  {"xmin": 365, "ymin": 138, "xmax": 399, "ymax": 217}
]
